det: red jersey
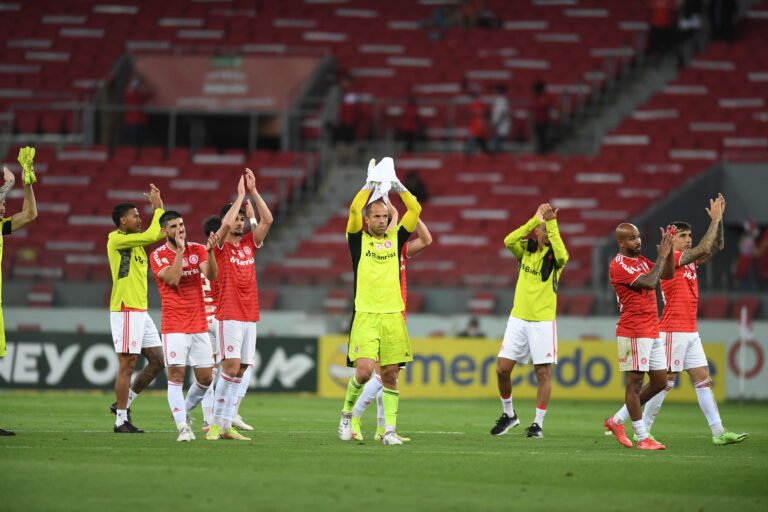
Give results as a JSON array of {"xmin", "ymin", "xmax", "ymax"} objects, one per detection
[
  {"xmin": 659, "ymin": 251, "xmax": 698, "ymax": 332},
  {"xmin": 609, "ymin": 254, "xmax": 660, "ymax": 338},
  {"xmin": 201, "ymin": 274, "xmax": 219, "ymax": 320},
  {"xmin": 400, "ymin": 242, "xmax": 408, "ymax": 318},
  {"xmin": 150, "ymin": 242, "xmax": 208, "ymax": 334},
  {"xmin": 214, "ymin": 231, "xmax": 260, "ymax": 322}
]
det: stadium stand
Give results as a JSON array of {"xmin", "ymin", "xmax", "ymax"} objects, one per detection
[
  {"xmin": 1, "ymin": 1, "xmax": 766, "ymax": 317},
  {"xmin": 1, "ymin": 145, "xmax": 318, "ymax": 282}
]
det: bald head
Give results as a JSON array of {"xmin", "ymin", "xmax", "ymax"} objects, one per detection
[
  {"xmin": 615, "ymin": 223, "xmax": 638, "ymax": 242},
  {"xmin": 615, "ymin": 223, "xmax": 642, "ymax": 256}
]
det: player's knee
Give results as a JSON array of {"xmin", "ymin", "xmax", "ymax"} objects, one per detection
[
  {"xmin": 693, "ymin": 377, "xmax": 713, "ymax": 389},
  {"xmin": 197, "ymin": 375, "xmax": 213, "ymax": 387},
  {"xmin": 534, "ymin": 365, "xmax": 551, "ymax": 382}
]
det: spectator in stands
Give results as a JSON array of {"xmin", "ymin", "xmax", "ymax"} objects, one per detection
[
  {"xmin": 531, "ymin": 80, "xmax": 553, "ymax": 154},
  {"xmin": 404, "ymin": 171, "xmax": 429, "ymax": 204},
  {"xmin": 335, "ymin": 75, "xmax": 360, "ymax": 163},
  {"xmin": 734, "ymin": 219, "xmax": 759, "ymax": 290},
  {"xmin": 677, "ymin": 0, "xmax": 703, "ymax": 67},
  {"xmin": 647, "ymin": 0, "xmax": 679, "ymax": 56},
  {"xmin": 757, "ymin": 228, "xmax": 768, "ymax": 284},
  {"xmin": 398, "ymin": 97, "xmax": 422, "ymax": 153},
  {"xmin": 466, "ymin": 91, "xmax": 490, "ymax": 155},
  {"xmin": 491, "ymin": 84, "xmax": 510, "ymax": 153},
  {"xmin": 123, "ymin": 74, "xmax": 152, "ymax": 149},
  {"xmin": 458, "ymin": 317, "xmax": 486, "ymax": 338},
  {"xmin": 709, "ymin": 0, "xmax": 738, "ymax": 42}
]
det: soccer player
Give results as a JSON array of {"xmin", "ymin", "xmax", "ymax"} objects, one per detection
[
  {"xmin": 149, "ymin": 211, "xmax": 219, "ymax": 442},
  {"xmin": 107, "ymin": 184, "xmax": 166, "ymax": 433},
  {"xmin": 642, "ymin": 195, "xmax": 747, "ymax": 445},
  {"xmin": 199, "ymin": 216, "xmax": 222, "ymax": 432},
  {"xmin": 490, "ymin": 203, "xmax": 568, "ymax": 439},
  {"xmin": 350, "ymin": 202, "xmax": 432, "ymax": 442},
  {"xmin": 205, "ymin": 169, "xmax": 273, "ymax": 441},
  {"xmin": 0, "ymin": 159, "xmax": 38, "ymax": 436},
  {"xmin": 338, "ymin": 161, "xmax": 422, "ymax": 446},
  {"xmin": 198, "ymin": 215, "xmax": 255, "ymax": 434},
  {"xmin": 603, "ymin": 223, "xmax": 674, "ymax": 450}
]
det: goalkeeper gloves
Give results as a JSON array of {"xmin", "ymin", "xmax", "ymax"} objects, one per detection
[{"xmin": 17, "ymin": 146, "xmax": 37, "ymax": 185}]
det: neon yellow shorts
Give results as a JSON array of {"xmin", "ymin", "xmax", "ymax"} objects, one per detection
[
  {"xmin": 0, "ymin": 308, "xmax": 5, "ymax": 358},
  {"xmin": 348, "ymin": 311, "xmax": 412, "ymax": 367}
]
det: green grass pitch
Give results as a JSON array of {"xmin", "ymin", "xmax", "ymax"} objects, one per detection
[{"xmin": 1, "ymin": 392, "xmax": 766, "ymax": 512}]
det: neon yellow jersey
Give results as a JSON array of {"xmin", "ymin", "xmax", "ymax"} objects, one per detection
[
  {"xmin": 0, "ymin": 217, "xmax": 12, "ymax": 305},
  {"xmin": 348, "ymin": 225, "xmax": 411, "ymax": 313},
  {"xmin": 504, "ymin": 216, "xmax": 569, "ymax": 321},
  {"xmin": 107, "ymin": 208, "xmax": 164, "ymax": 312}
]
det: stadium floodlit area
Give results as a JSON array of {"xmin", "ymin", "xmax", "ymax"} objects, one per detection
[{"xmin": 1, "ymin": 0, "xmax": 768, "ymax": 511}]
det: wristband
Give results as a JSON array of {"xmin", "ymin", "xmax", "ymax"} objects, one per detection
[{"xmin": 249, "ymin": 218, "xmax": 258, "ymax": 227}]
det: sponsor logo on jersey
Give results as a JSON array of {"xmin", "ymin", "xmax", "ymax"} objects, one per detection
[
  {"xmin": 384, "ymin": 240, "xmax": 393, "ymax": 249},
  {"xmin": 243, "ymin": 247, "xmax": 251, "ymax": 256},
  {"xmin": 189, "ymin": 254, "xmax": 199, "ymax": 265}
]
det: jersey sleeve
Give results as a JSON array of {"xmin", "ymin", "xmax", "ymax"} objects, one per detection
[
  {"xmin": 1, "ymin": 217, "xmax": 12, "ymax": 236},
  {"xmin": 610, "ymin": 259, "xmax": 640, "ymax": 287},
  {"xmin": 503, "ymin": 216, "xmax": 540, "ymax": 260},
  {"xmin": 242, "ymin": 229, "xmax": 262, "ymax": 250},
  {"xmin": 150, "ymin": 248, "xmax": 172, "ymax": 275}
]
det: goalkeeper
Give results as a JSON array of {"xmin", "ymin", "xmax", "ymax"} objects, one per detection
[
  {"xmin": 1, "ymin": 147, "xmax": 39, "ymax": 436},
  {"xmin": 337, "ymin": 157, "xmax": 421, "ymax": 446}
]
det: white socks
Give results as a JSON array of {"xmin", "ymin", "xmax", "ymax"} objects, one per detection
[
  {"xmin": 167, "ymin": 381, "xmax": 187, "ymax": 425},
  {"xmin": 613, "ymin": 405, "xmax": 630, "ymax": 425},
  {"xmin": 500, "ymin": 395, "xmax": 514, "ymax": 417},
  {"xmin": 115, "ymin": 409, "xmax": 128, "ymax": 426},
  {"xmin": 695, "ymin": 380, "xmax": 724, "ymax": 436},
  {"xmin": 202, "ymin": 366, "xmax": 218, "ymax": 424},
  {"xmin": 234, "ymin": 365, "xmax": 253, "ymax": 417},
  {"xmin": 213, "ymin": 373, "xmax": 240, "ymax": 430},
  {"xmin": 632, "ymin": 419, "xmax": 648, "ymax": 441},
  {"xmin": 127, "ymin": 389, "xmax": 138, "ymax": 408},
  {"xmin": 534, "ymin": 407, "xmax": 546, "ymax": 427},
  {"xmin": 353, "ymin": 374, "xmax": 383, "ymax": 418},
  {"xmin": 642, "ymin": 379, "xmax": 675, "ymax": 431},
  {"xmin": 185, "ymin": 380, "xmax": 209, "ymax": 413}
]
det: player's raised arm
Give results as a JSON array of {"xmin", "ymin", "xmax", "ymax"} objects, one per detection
[
  {"xmin": 200, "ymin": 231, "xmax": 219, "ymax": 280},
  {"xmin": 385, "ymin": 201, "xmax": 399, "ymax": 233},
  {"xmin": 685, "ymin": 193, "xmax": 726, "ymax": 266},
  {"xmin": 216, "ymin": 176, "xmax": 246, "ymax": 242},
  {"xmin": 541, "ymin": 204, "xmax": 569, "ymax": 267},
  {"xmin": 109, "ymin": 184, "xmax": 165, "ymax": 250},
  {"xmin": 393, "ymin": 181, "xmax": 421, "ymax": 233},
  {"xmin": 504, "ymin": 204, "xmax": 545, "ymax": 260},
  {"xmin": 0, "ymin": 165, "xmax": 15, "ymax": 203},
  {"xmin": 631, "ymin": 228, "xmax": 674, "ymax": 290},
  {"xmin": 347, "ymin": 182, "xmax": 373, "ymax": 235},
  {"xmin": 5, "ymin": 166, "xmax": 38, "ymax": 232},
  {"xmin": 244, "ymin": 168, "xmax": 273, "ymax": 245},
  {"xmin": 406, "ymin": 218, "xmax": 432, "ymax": 258}
]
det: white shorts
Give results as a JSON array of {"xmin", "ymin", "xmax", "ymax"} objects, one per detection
[
  {"xmin": 207, "ymin": 316, "xmax": 220, "ymax": 357},
  {"xmin": 617, "ymin": 337, "xmax": 666, "ymax": 372},
  {"xmin": 498, "ymin": 316, "xmax": 557, "ymax": 365},
  {"xmin": 661, "ymin": 332, "xmax": 708, "ymax": 372},
  {"xmin": 110, "ymin": 311, "xmax": 162, "ymax": 355},
  {"xmin": 217, "ymin": 319, "xmax": 257, "ymax": 365},
  {"xmin": 162, "ymin": 332, "xmax": 215, "ymax": 368}
]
